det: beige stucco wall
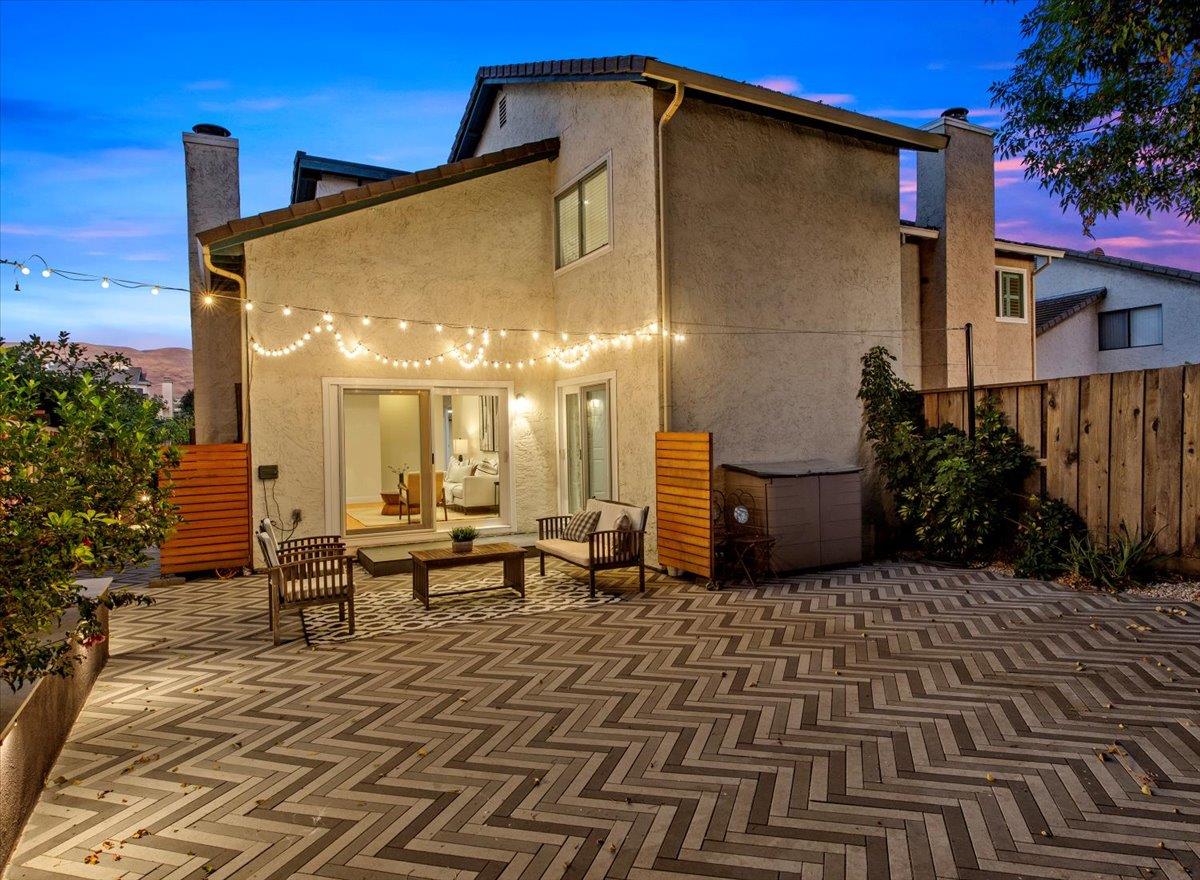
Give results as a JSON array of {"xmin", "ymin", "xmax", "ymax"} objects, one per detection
[
  {"xmin": 662, "ymin": 97, "xmax": 903, "ymax": 476},
  {"xmin": 475, "ymin": 82, "xmax": 664, "ymax": 553},
  {"xmin": 242, "ymin": 161, "xmax": 559, "ymax": 547},
  {"xmin": 1037, "ymin": 302, "xmax": 1100, "ymax": 379},
  {"xmin": 993, "ymin": 254, "xmax": 1038, "ymax": 383},
  {"xmin": 899, "ymin": 240, "xmax": 924, "ymax": 385}
]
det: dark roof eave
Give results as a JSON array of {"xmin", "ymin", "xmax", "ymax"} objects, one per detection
[
  {"xmin": 1035, "ymin": 287, "xmax": 1107, "ymax": 335},
  {"xmin": 200, "ymin": 138, "xmax": 560, "ymax": 253}
]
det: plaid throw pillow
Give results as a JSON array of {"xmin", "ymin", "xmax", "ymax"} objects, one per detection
[{"xmin": 562, "ymin": 508, "xmax": 601, "ymax": 542}]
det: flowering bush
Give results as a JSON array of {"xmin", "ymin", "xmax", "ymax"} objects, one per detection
[{"xmin": 1, "ymin": 334, "xmax": 180, "ymax": 690}]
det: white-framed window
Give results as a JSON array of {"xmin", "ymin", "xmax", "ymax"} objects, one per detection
[
  {"xmin": 995, "ymin": 267, "xmax": 1027, "ymax": 321},
  {"xmin": 1099, "ymin": 304, "xmax": 1163, "ymax": 350},
  {"xmin": 555, "ymin": 160, "xmax": 610, "ymax": 269}
]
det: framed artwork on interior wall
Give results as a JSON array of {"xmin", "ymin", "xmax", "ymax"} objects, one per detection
[{"xmin": 480, "ymin": 396, "xmax": 498, "ymax": 452}]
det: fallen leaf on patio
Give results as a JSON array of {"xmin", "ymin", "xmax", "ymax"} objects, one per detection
[
  {"xmin": 84, "ymin": 853, "xmax": 100, "ymax": 864},
  {"xmin": 985, "ymin": 773, "xmax": 996, "ymax": 783},
  {"xmin": 1140, "ymin": 784, "xmax": 1152, "ymax": 796},
  {"xmin": 417, "ymin": 748, "xmax": 428, "ymax": 757}
]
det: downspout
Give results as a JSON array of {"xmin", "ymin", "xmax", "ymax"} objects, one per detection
[
  {"xmin": 202, "ymin": 245, "xmax": 251, "ymax": 449},
  {"xmin": 655, "ymin": 81, "xmax": 685, "ymax": 432}
]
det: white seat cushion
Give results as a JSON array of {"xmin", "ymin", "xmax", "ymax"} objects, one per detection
[
  {"xmin": 585, "ymin": 499, "xmax": 646, "ymax": 532},
  {"xmin": 536, "ymin": 538, "xmax": 591, "ymax": 566}
]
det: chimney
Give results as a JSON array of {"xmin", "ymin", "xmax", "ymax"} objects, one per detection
[
  {"xmin": 183, "ymin": 124, "xmax": 243, "ymax": 444},
  {"xmin": 915, "ymin": 108, "xmax": 997, "ymax": 388}
]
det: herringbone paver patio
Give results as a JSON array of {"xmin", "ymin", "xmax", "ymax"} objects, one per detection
[{"xmin": 7, "ymin": 561, "xmax": 1199, "ymax": 879}]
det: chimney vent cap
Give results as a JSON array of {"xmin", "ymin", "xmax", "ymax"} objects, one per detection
[
  {"xmin": 1089, "ymin": 247, "xmax": 1105, "ymax": 256},
  {"xmin": 192, "ymin": 123, "xmax": 231, "ymax": 137},
  {"xmin": 942, "ymin": 107, "xmax": 970, "ymax": 120}
]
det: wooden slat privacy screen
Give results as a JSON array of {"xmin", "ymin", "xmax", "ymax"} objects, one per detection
[
  {"xmin": 655, "ymin": 431, "xmax": 714, "ymax": 578},
  {"xmin": 919, "ymin": 365, "xmax": 1200, "ymax": 558},
  {"xmin": 160, "ymin": 443, "xmax": 252, "ymax": 575}
]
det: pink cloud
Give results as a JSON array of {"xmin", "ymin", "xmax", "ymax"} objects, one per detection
[
  {"xmin": 994, "ymin": 157, "xmax": 1026, "ymax": 173},
  {"xmin": 754, "ymin": 76, "xmax": 800, "ymax": 94}
]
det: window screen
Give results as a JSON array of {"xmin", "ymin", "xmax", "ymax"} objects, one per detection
[
  {"xmin": 995, "ymin": 270, "xmax": 1025, "ymax": 319},
  {"xmin": 555, "ymin": 163, "xmax": 609, "ymax": 268},
  {"xmin": 1099, "ymin": 310, "xmax": 1128, "ymax": 350},
  {"xmin": 1099, "ymin": 305, "xmax": 1162, "ymax": 350}
]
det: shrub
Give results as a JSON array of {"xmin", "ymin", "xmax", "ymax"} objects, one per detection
[
  {"xmin": 1067, "ymin": 525, "xmax": 1161, "ymax": 592},
  {"xmin": 449, "ymin": 526, "xmax": 478, "ymax": 542},
  {"xmin": 858, "ymin": 346, "xmax": 1036, "ymax": 562},
  {"xmin": 1013, "ymin": 494, "xmax": 1084, "ymax": 579},
  {"xmin": 1, "ymin": 334, "xmax": 180, "ymax": 690}
]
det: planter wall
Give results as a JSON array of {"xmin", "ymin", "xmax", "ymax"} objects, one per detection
[{"xmin": 0, "ymin": 605, "xmax": 109, "ymax": 871}]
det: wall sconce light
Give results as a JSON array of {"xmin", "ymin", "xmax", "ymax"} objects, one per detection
[{"xmin": 513, "ymin": 393, "xmax": 532, "ymax": 414}]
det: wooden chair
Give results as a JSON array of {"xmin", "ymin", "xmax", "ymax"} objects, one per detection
[
  {"xmin": 536, "ymin": 500, "xmax": 648, "ymax": 597},
  {"xmin": 256, "ymin": 529, "xmax": 355, "ymax": 645},
  {"xmin": 259, "ymin": 518, "xmax": 346, "ymax": 558}
]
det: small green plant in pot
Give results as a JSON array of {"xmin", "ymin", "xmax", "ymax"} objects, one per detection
[{"xmin": 449, "ymin": 526, "xmax": 478, "ymax": 553}]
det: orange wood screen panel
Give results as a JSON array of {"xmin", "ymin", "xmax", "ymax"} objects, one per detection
[
  {"xmin": 160, "ymin": 443, "xmax": 252, "ymax": 575},
  {"xmin": 655, "ymin": 431, "xmax": 713, "ymax": 579}
]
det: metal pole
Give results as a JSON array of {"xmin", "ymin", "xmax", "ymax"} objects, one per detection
[{"xmin": 964, "ymin": 322, "xmax": 976, "ymax": 440}]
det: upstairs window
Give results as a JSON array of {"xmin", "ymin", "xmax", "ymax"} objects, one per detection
[
  {"xmin": 995, "ymin": 268, "xmax": 1026, "ymax": 320},
  {"xmin": 555, "ymin": 162, "xmax": 609, "ymax": 268},
  {"xmin": 1099, "ymin": 304, "xmax": 1163, "ymax": 350}
]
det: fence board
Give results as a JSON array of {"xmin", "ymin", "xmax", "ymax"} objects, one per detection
[
  {"xmin": 1184, "ymin": 365, "xmax": 1200, "ymax": 557},
  {"xmin": 1046, "ymin": 377, "xmax": 1080, "ymax": 509},
  {"xmin": 1077, "ymin": 374, "xmax": 1112, "ymax": 536},
  {"xmin": 1143, "ymin": 367, "xmax": 1183, "ymax": 555},
  {"xmin": 1108, "ymin": 371, "xmax": 1144, "ymax": 535},
  {"xmin": 655, "ymin": 431, "xmax": 712, "ymax": 579},
  {"xmin": 160, "ymin": 443, "xmax": 251, "ymax": 575}
]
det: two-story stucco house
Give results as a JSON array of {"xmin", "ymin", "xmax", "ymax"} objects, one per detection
[
  {"xmin": 184, "ymin": 56, "xmax": 1060, "ymax": 561},
  {"xmin": 1034, "ymin": 248, "xmax": 1200, "ymax": 380}
]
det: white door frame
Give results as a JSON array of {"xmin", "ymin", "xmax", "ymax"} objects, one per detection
[
  {"xmin": 322, "ymin": 376, "xmax": 516, "ymax": 545},
  {"xmin": 554, "ymin": 370, "xmax": 618, "ymax": 514}
]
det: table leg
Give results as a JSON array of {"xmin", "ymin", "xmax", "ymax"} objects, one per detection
[{"xmin": 504, "ymin": 554, "xmax": 525, "ymax": 599}]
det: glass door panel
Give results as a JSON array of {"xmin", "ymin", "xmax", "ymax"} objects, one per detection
[
  {"xmin": 582, "ymin": 384, "xmax": 611, "ymax": 501},
  {"xmin": 564, "ymin": 392, "xmax": 583, "ymax": 513},
  {"xmin": 341, "ymin": 389, "xmax": 431, "ymax": 535}
]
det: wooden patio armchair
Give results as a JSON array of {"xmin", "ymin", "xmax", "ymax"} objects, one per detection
[
  {"xmin": 256, "ymin": 529, "xmax": 355, "ymax": 645},
  {"xmin": 536, "ymin": 500, "xmax": 648, "ymax": 597},
  {"xmin": 259, "ymin": 517, "xmax": 346, "ymax": 559}
]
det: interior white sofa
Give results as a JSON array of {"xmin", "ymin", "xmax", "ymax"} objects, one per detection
[{"xmin": 443, "ymin": 456, "xmax": 499, "ymax": 512}]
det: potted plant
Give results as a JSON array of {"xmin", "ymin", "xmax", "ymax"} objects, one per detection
[{"xmin": 449, "ymin": 525, "xmax": 478, "ymax": 553}]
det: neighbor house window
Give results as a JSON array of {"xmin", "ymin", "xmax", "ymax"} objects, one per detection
[
  {"xmin": 995, "ymin": 268, "xmax": 1026, "ymax": 320},
  {"xmin": 555, "ymin": 162, "xmax": 609, "ymax": 268},
  {"xmin": 1099, "ymin": 304, "xmax": 1163, "ymax": 350}
]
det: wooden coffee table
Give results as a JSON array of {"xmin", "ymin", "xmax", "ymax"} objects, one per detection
[{"xmin": 409, "ymin": 542, "xmax": 526, "ymax": 610}]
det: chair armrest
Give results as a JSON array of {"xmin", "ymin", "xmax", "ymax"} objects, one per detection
[
  {"xmin": 588, "ymin": 528, "xmax": 643, "ymax": 564},
  {"xmin": 537, "ymin": 515, "xmax": 572, "ymax": 540}
]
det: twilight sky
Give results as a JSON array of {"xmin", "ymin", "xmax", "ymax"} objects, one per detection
[{"xmin": 1, "ymin": 0, "xmax": 1196, "ymax": 349}]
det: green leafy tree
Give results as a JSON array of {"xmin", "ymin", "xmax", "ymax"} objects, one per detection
[
  {"xmin": 858, "ymin": 347, "xmax": 1036, "ymax": 562},
  {"xmin": 0, "ymin": 334, "xmax": 180, "ymax": 690},
  {"xmin": 990, "ymin": 0, "xmax": 1200, "ymax": 233}
]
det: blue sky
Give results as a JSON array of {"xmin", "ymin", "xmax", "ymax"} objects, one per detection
[{"xmin": 1, "ymin": 0, "xmax": 1196, "ymax": 348}]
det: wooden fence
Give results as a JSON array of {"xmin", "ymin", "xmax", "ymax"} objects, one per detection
[
  {"xmin": 655, "ymin": 431, "xmax": 714, "ymax": 579},
  {"xmin": 160, "ymin": 443, "xmax": 252, "ymax": 575},
  {"xmin": 920, "ymin": 366, "xmax": 1199, "ymax": 558}
]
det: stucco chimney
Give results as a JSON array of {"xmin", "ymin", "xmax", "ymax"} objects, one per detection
[
  {"xmin": 183, "ymin": 124, "xmax": 243, "ymax": 444},
  {"xmin": 915, "ymin": 109, "xmax": 997, "ymax": 388}
]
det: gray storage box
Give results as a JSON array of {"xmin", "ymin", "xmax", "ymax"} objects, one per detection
[{"xmin": 720, "ymin": 460, "xmax": 863, "ymax": 572}]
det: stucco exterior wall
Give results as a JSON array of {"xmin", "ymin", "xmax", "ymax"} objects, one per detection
[
  {"xmin": 662, "ymin": 97, "xmax": 902, "ymax": 475},
  {"xmin": 994, "ymin": 253, "xmax": 1038, "ymax": 382},
  {"xmin": 242, "ymin": 161, "xmax": 559, "ymax": 546},
  {"xmin": 1036, "ymin": 257, "xmax": 1200, "ymax": 378},
  {"xmin": 475, "ymin": 82, "xmax": 664, "ymax": 547},
  {"xmin": 899, "ymin": 240, "xmax": 923, "ymax": 385}
]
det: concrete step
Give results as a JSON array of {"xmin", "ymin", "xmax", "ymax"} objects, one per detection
[{"xmin": 356, "ymin": 533, "xmax": 539, "ymax": 576}]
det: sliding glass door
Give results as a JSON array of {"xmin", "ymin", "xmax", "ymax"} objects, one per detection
[
  {"xmin": 341, "ymin": 389, "xmax": 432, "ymax": 535},
  {"xmin": 559, "ymin": 379, "xmax": 614, "ymax": 513}
]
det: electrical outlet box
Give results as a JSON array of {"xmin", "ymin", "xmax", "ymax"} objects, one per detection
[
  {"xmin": 257, "ymin": 464, "xmax": 279, "ymax": 481},
  {"xmin": 291, "ymin": 509, "xmax": 302, "ymax": 524}
]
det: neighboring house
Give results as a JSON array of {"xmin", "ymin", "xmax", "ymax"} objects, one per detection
[
  {"xmin": 1034, "ymin": 248, "xmax": 1200, "ymax": 379},
  {"xmin": 290, "ymin": 152, "xmax": 408, "ymax": 204},
  {"xmin": 182, "ymin": 55, "xmax": 1059, "ymax": 558}
]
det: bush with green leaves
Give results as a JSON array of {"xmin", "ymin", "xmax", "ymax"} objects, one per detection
[
  {"xmin": 1067, "ymin": 525, "xmax": 1161, "ymax": 592},
  {"xmin": 858, "ymin": 346, "xmax": 1036, "ymax": 562},
  {"xmin": 1013, "ymin": 494, "xmax": 1085, "ymax": 579},
  {"xmin": 1, "ymin": 334, "xmax": 180, "ymax": 690}
]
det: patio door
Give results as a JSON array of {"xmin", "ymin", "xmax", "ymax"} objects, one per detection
[
  {"xmin": 558, "ymin": 378, "xmax": 615, "ymax": 513},
  {"xmin": 340, "ymin": 388, "xmax": 433, "ymax": 535}
]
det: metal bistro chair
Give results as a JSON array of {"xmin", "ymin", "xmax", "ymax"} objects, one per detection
[
  {"xmin": 256, "ymin": 526, "xmax": 355, "ymax": 645},
  {"xmin": 716, "ymin": 489, "xmax": 777, "ymax": 587}
]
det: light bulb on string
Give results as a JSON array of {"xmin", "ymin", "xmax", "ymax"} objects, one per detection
[
  {"xmin": 322, "ymin": 312, "xmax": 333, "ymax": 323},
  {"xmin": 203, "ymin": 294, "xmax": 215, "ymax": 306},
  {"xmin": 19, "ymin": 264, "xmax": 30, "ymax": 275},
  {"xmin": 282, "ymin": 306, "xmax": 292, "ymax": 316},
  {"xmin": 151, "ymin": 286, "xmax": 160, "ymax": 296},
  {"xmin": 361, "ymin": 316, "xmax": 371, "ymax": 326},
  {"xmin": 100, "ymin": 277, "xmax": 110, "ymax": 289},
  {"xmin": 244, "ymin": 301, "xmax": 254, "ymax": 311},
  {"xmin": 434, "ymin": 324, "xmax": 443, "ymax": 332},
  {"xmin": 41, "ymin": 267, "xmax": 51, "ymax": 278},
  {"xmin": 399, "ymin": 320, "xmax": 408, "ymax": 330}
]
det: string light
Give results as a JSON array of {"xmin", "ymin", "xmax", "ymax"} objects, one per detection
[
  {"xmin": 244, "ymin": 301, "xmax": 254, "ymax": 311},
  {"xmin": 100, "ymin": 277, "xmax": 110, "ymax": 289},
  {"xmin": 150, "ymin": 286, "xmax": 160, "ymax": 296},
  {"xmin": 282, "ymin": 306, "xmax": 292, "ymax": 316},
  {"xmin": 19, "ymin": 264, "xmax": 30, "ymax": 276}
]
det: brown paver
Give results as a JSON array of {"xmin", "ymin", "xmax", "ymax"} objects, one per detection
[{"xmin": 7, "ymin": 561, "xmax": 1199, "ymax": 879}]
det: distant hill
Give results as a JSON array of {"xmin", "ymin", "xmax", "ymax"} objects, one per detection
[{"xmin": 78, "ymin": 343, "xmax": 194, "ymax": 394}]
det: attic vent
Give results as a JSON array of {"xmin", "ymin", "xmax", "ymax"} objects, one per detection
[{"xmin": 498, "ymin": 94, "xmax": 508, "ymax": 128}]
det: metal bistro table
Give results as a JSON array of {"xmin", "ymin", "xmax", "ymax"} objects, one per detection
[{"xmin": 409, "ymin": 542, "xmax": 526, "ymax": 610}]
